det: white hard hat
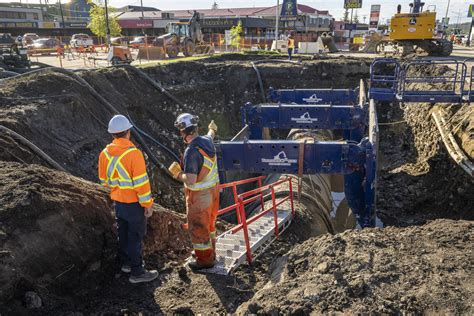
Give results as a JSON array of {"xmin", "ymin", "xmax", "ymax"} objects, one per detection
[
  {"xmin": 108, "ymin": 114, "xmax": 133, "ymax": 134},
  {"xmin": 174, "ymin": 113, "xmax": 199, "ymax": 130}
]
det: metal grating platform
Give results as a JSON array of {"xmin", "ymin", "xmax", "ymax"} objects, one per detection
[{"xmin": 195, "ymin": 209, "xmax": 293, "ymax": 275}]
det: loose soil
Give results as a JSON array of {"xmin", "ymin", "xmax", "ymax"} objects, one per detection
[{"xmin": 0, "ymin": 54, "xmax": 472, "ymax": 314}]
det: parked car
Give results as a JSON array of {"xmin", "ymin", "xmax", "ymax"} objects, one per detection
[
  {"xmin": 110, "ymin": 36, "xmax": 129, "ymax": 46},
  {"xmin": 22, "ymin": 33, "xmax": 39, "ymax": 46},
  {"xmin": 28, "ymin": 38, "xmax": 64, "ymax": 54},
  {"xmin": 129, "ymin": 36, "xmax": 154, "ymax": 49},
  {"xmin": 70, "ymin": 33, "xmax": 94, "ymax": 48}
]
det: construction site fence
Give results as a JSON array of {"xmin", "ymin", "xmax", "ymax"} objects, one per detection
[
  {"xmin": 217, "ymin": 176, "xmax": 295, "ymax": 263},
  {"xmin": 21, "ymin": 33, "xmax": 323, "ymax": 53}
]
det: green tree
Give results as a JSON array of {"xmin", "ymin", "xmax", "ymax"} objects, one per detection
[
  {"xmin": 87, "ymin": 0, "xmax": 122, "ymax": 38},
  {"xmin": 343, "ymin": 8, "xmax": 349, "ymax": 23},
  {"xmin": 229, "ymin": 21, "xmax": 243, "ymax": 49}
]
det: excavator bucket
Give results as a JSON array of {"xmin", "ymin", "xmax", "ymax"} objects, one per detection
[
  {"xmin": 137, "ymin": 46, "xmax": 165, "ymax": 60},
  {"xmin": 362, "ymin": 33, "xmax": 383, "ymax": 53}
]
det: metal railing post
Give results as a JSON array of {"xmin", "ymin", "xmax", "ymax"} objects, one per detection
[
  {"xmin": 257, "ymin": 178, "xmax": 265, "ymax": 212},
  {"xmin": 239, "ymin": 198, "xmax": 252, "ymax": 264},
  {"xmin": 233, "ymin": 185, "xmax": 241, "ymax": 224},
  {"xmin": 288, "ymin": 178, "xmax": 295, "ymax": 218},
  {"xmin": 271, "ymin": 186, "xmax": 279, "ymax": 237}
]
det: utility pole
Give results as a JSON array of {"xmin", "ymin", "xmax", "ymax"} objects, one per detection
[
  {"xmin": 275, "ymin": 0, "xmax": 279, "ymax": 43},
  {"xmin": 104, "ymin": 0, "xmax": 111, "ymax": 45},
  {"xmin": 467, "ymin": 16, "xmax": 474, "ymax": 47},
  {"xmin": 140, "ymin": 0, "xmax": 150, "ymax": 60},
  {"xmin": 58, "ymin": 0, "xmax": 66, "ymax": 38},
  {"xmin": 445, "ymin": 0, "xmax": 451, "ymax": 20}
]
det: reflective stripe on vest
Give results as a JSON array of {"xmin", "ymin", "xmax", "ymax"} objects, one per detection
[
  {"xmin": 185, "ymin": 149, "xmax": 219, "ymax": 191},
  {"xmin": 103, "ymin": 147, "xmax": 139, "ymax": 189}
]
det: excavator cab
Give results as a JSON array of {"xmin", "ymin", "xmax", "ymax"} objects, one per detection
[{"xmin": 166, "ymin": 22, "xmax": 190, "ymax": 39}]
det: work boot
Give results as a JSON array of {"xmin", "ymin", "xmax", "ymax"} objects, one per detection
[
  {"xmin": 187, "ymin": 259, "xmax": 215, "ymax": 271},
  {"xmin": 121, "ymin": 264, "xmax": 131, "ymax": 273},
  {"xmin": 121, "ymin": 260, "xmax": 145, "ymax": 273},
  {"xmin": 128, "ymin": 270, "xmax": 159, "ymax": 284}
]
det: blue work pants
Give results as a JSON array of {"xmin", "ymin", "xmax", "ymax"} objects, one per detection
[{"xmin": 115, "ymin": 202, "xmax": 146, "ymax": 276}]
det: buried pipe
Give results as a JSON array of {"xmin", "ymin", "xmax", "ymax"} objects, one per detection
[
  {"xmin": 432, "ymin": 111, "xmax": 474, "ymax": 177},
  {"xmin": 0, "ymin": 125, "xmax": 66, "ymax": 172},
  {"xmin": 0, "ymin": 67, "xmax": 178, "ymax": 181},
  {"xmin": 242, "ymin": 128, "xmax": 354, "ymax": 235}
]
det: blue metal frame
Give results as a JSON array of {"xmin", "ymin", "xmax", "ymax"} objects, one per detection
[
  {"xmin": 369, "ymin": 58, "xmax": 401, "ymax": 102},
  {"xmin": 400, "ymin": 59, "xmax": 467, "ymax": 103},
  {"xmin": 217, "ymin": 85, "xmax": 379, "ymax": 228},
  {"xmin": 369, "ymin": 57, "xmax": 474, "ymax": 104},
  {"xmin": 241, "ymin": 102, "xmax": 367, "ymax": 142},
  {"xmin": 268, "ymin": 88, "xmax": 358, "ymax": 105}
]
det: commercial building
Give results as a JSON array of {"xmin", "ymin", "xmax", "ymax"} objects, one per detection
[
  {"xmin": 115, "ymin": 4, "xmax": 334, "ymax": 37},
  {"xmin": 0, "ymin": 0, "xmax": 91, "ymax": 37}
]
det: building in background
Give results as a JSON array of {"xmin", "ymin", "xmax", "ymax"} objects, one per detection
[
  {"xmin": 0, "ymin": 0, "xmax": 91, "ymax": 37},
  {"xmin": 115, "ymin": 4, "xmax": 333, "ymax": 37},
  {"xmin": 1, "ymin": 1, "xmax": 334, "ymax": 41}
]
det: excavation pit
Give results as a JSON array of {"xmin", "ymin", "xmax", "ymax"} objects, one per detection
[{"xmin": 0, "ymin": 54, "xmax": 472, "ymax": 314}]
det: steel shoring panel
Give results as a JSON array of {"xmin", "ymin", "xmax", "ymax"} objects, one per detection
[{"xmin": 198, "ymin": 208, "xmax": 293, "ymax": 275}]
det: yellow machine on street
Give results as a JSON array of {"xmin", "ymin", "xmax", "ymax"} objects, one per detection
[{"xmin": 369, "ymin": 0, "xmax": 452, "ymax": 56}]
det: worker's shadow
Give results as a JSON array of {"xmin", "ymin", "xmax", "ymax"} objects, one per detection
[{"xmin": 205, "ymin": 265, "xmax": 259, "ymax": 313}]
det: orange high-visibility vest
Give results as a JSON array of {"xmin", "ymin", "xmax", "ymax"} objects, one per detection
[
  {"xmin": 184, "ymin": 148, "xmax": 219, "ymax": 191},
  {"xmin": 288, "ymin": 38, "xmax": 295, "ymax": 49},
  {"xmin": 98, "ymin": 138, "xmax": 153, "ymax": 208}
]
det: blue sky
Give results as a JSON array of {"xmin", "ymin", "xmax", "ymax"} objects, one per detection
[{"xmin": 3, "ymin": 0, "xmax": 472, "ymax": 24}]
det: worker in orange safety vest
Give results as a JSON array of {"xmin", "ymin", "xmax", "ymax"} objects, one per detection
[
  {"xmin": 168, "ymin": 113, "xmax": 220, "ymax": 270},
  {"xmin": 287, "ymin": 34, "xmax": 295, "ymax": 60},
  {"xmin": 98, "ymin": 114, "xmax": 158, "ymax": 283}
]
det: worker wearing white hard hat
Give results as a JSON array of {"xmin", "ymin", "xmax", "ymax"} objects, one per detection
[{"xmin": 98, "ymin": 114, "xmax": 158, "ymax": 283}]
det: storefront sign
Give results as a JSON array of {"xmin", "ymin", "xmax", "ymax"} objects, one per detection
[
  {"xmin": 203, "ymin": 19, "xmax": 237, "ymax": 27},
  {"xmin": 59, "ymin": 22, "xmax": 88, "ymax": 28},
  {"xmin": 281, "ymin": 0, "xmax": 297, "ymax": 17},
  {"xmin": 0, "ymin": 22, "xmax": 38, "ymax": 28},
  {"xmin": 369, "ymin": 5, "xmax": 381, "ymax": 29},
  {"xmin": 344, "ymin": 0, "xmax": 362, "ymax": 9},
  {"xmin": 42, "ymin": 22, "xmax": 58, "ymax": 28},
  {"xmin": 119, "ymin": 19, "xmax": 153, "ymax": 28},
  {"xmin": 344, "ymin": 23, "xmax": 357, "ymax": 30}
]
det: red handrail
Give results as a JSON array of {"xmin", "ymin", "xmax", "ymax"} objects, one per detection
[
  {"xmin": 217, "ymin": 176, "xmax": 266, "ymax": 223},
  {"xmin": 215, "ymin": 176, "xmax": 295, "ymax": 264}
]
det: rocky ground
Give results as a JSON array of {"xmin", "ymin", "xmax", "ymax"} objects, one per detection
[
  {"xmin": 0, "ymin": 54, "xmax": 472, "ymax": 314},
  {"xmin": 237, "ymin": 219, "xmax": 473, "ymax": 315}
]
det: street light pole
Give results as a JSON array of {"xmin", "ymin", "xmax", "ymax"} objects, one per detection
[
  {"xmin": 275, "ymin": 0, "xmax": 279, "ymax": 43},
  {"xmin": 140, "ymin": 0, "xmax": 150, "ymax": 60},
  {"xmin": 445, "ymin": 0, "xmax": 451, "ymax": 20},
  {"xmin": 58, "ymin": 0, "xmax": 66, "ymax": 38},
  {"xmin": 104, "ymin": 0, "xmax": 111, "ymax": 45}
]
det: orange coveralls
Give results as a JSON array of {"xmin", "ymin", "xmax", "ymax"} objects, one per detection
[{"xmin": 183, "ymin": 147, "xmax": 220, "ymax": 266}]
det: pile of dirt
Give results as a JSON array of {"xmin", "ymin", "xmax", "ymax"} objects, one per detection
[
  {"xmin": 376, "ymin": 97, "xmax": 473, "ymax": 226},
  {"xmin": 0, "ymin": 161, "xmax": 191, "ymax": 313},
  {"xmin": 0, "ymin": 161, "xmax": 115, "ymax": 311},
  {"xmin": 237, "ymin": 219, "xmax": 473, "ymax": 315}
]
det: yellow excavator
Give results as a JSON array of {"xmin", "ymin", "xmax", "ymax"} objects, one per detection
[{"xmin": 365, "ymin": 0, "xmax": 452, "ymax": 57}]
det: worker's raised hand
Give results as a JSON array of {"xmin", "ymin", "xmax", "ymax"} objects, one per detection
[
  {"xmin": 208, "ymin": 120, "xmax": 218, "ymax": 132},
  {"xmin": 168, "ymin": 162, "xmax": 182, "ymax": 179}
]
